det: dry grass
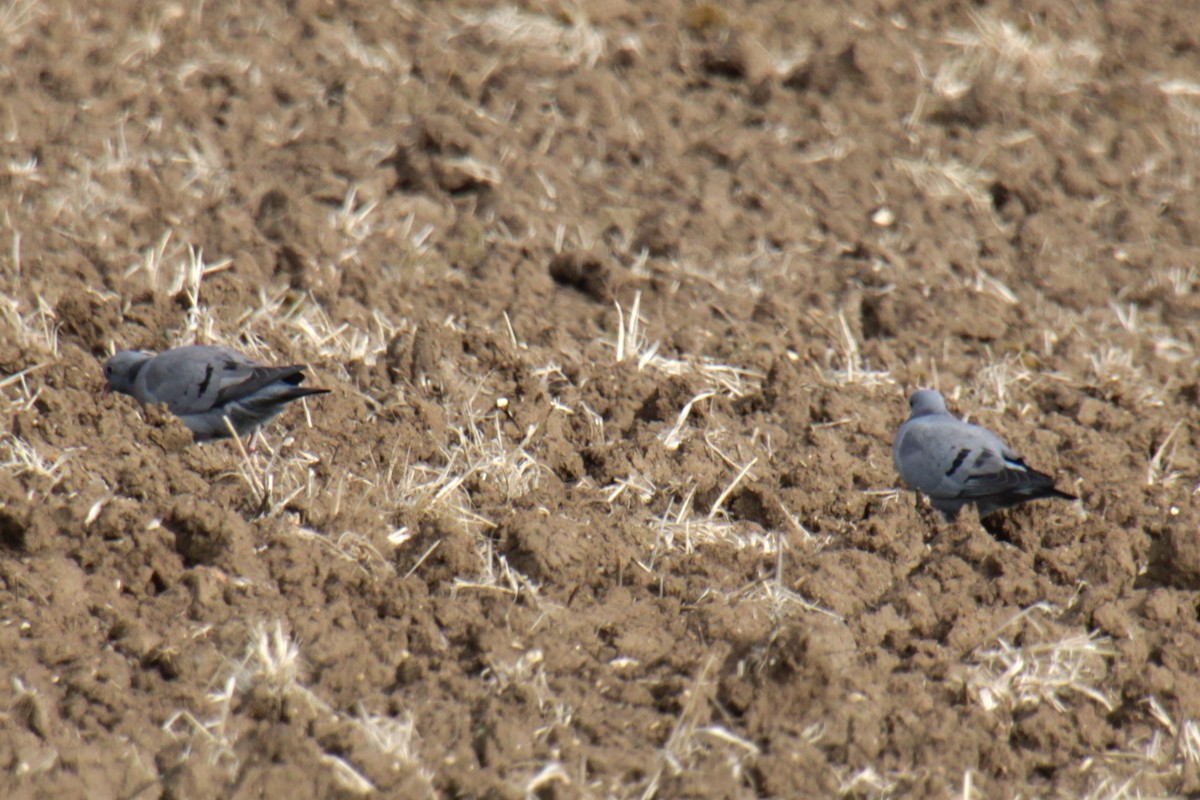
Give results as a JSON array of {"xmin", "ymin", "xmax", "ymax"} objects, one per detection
[
  {"xmin": 602, "ymin": 471, "xmax": 658, "ymax": 505},
  {"xmin": 1147, "ymin": 420, "xmax": 1187, "ymax": 488},
  {"xmin": 1073, "ymin": 697, "xmax": 1200, "ymax": 798},
  {"xmin": 0, "ymin": 289, "xmax": 59, "ymax": 358},
  {"xmin": 2, "ymin": 2, "xmax": 1198, "ymax": 798},
  {"xmin": 961, "ymin": 604, "xmax": 1115, "ymax": 714},
  {"xmin": 392, "ymin": 402, "xmax": 544, "ymax": 539},
  {"xmin": 969, "ymin": 352, "xmax": 1034, "ymax": 414},
  {"xmin": 823, "ymin": 309, "xmax": 894, "ymax": 387},
  {"xmin": 0, "ymin": 433, "xmax": 73, "ymax": 488},
  {"xmin": 372, "ymin": 398, "xmax": 549, "ymax": 599},
  {"xmin": 458, "ymin": 6, "xmax": 606, "ymax": 69},
  {"xmin": 737, "ymin": 578, "xmax": 841, "ymax": 625},
  {"xmin": 645, "ymin": 487, "xmax": 778, "ymax": 558},
  {"xmin": 640, "ymin": 655, "xmax": 759, "ymax": 800},
  {"xmin": 0, "ymin": 364, "xmax": 47, "ymax": 413},
  {"xmin": 163, "ymin": 621, "xmax": 433, "ymax": 792},
  {"xmin": 966, "ymin": 268, "xmax": 1019, "ymax": 306},
  {"xmin": 1085, "ymin": 344, "xmax": 1164, "ymax": 407},
  {"xmin": 894, "ymin": 156, "xmax": 994, "ymax": 213},
  {"xmin": 636, "ymin": 439, "xmax": 779, "ymax": 560},
  {"xmin": 937, "ymin": 14, "xmax": 1100, "ymax": 97},
  {"xmin": 606, "ymin": 291, "xmax": 764, "ymax": 399},
  {"xmin": 0, "ymin": 0, "xmax": 43, "ymax": 45},
  {"xmin": 836, "ymin": 765, "xmax": 916, "ymax": 799},
  {"xmin": 123, "ymin": 237, "xmax": 399, "ymax": 373}
]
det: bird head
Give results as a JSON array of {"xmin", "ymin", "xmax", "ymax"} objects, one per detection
[
  {"xmin": 103, "ymin": 350, "xmax": 154, "ymax": 397},
  {"xmin": 908, "ymin": 389, "xmax": 948, "ymax": 417}
]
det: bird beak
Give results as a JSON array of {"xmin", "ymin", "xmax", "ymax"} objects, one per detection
[{"xmin": 101, "ymin": 384, "xmax": 111, "ymax": 397}]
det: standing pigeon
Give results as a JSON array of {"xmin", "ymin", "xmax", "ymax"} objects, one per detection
[
  {"xmin": 103, "ymin": 344, "xmax": 329, "ymax": 445},
  {"xmin": 893, "ymin": 389, "xmax": 1076, "ymax": 520}
]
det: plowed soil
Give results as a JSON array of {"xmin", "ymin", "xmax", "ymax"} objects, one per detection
[{"xmin": 3, "ymin": 1, "xmax": 1200, "ymax": 798}]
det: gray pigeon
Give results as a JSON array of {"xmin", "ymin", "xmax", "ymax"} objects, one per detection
[
  {"xmin": 103, "ymin": 344, "xmax": 329, "ymax": 444},
  {"xmin": 893, "ymin": 389, "xmax": 1076, "ymax": 520}
]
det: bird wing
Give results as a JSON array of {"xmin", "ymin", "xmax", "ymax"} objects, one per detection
[
  {"xmin": 896, "ymin": 416, "xmax": 1033, "ymax": 498},
  {"xmin": 213, "ymin": 364, "xmax": 309, "ymax": 407},
  {"xmin": 138, "ymin": 346, "xmax": 268, "ymax": 415},
  {"xmin": 946, "ymin": 445, "xmax": 1053, "ymax": 499}
]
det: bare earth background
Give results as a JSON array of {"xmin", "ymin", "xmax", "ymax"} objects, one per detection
[{"xmin": 2, "ymin": 1, "xmax": 1200, "ymax": 797}]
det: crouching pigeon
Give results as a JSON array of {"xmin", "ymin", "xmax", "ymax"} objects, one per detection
[
  {"xmin": 103, "ymin": 344, "xmax": 329, "ymax": 445},
  {"xmin": 893, "ymin": 389, "xmax": 1076, "ymax": 520}
]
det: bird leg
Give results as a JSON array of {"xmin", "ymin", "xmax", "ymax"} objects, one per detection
[{"xmin": 222, "ymin": 415, "xmax": 261, "ymax": 460}]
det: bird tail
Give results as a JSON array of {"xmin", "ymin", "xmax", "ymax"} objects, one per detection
[
  {"xmin": 266, "ymin": 366, "xmax": 329, "ymax": 401},
  {"xmin": 213, "ymin": 363, "xmax": 325, "ymax": 405},
  {"xmin": 274, "ymin": 386, "xmax": 331, "ymax": 401},
  {"xmin": 277, "ymin": 367, "xmax": 314, "ymax": 387},
  {"xmin": 1014, "ymin": 467, "xmax": 1075, "ymax": 501},
  {"xmin": 972, "ymin": 469, "xmax": 1077, "ymax": 517},
  {"xmin": 211, "ymin": 386, "xmax": 330, "ymax": 440}
]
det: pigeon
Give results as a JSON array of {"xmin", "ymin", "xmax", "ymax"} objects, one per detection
[
  {"xmin": 103, "ymin": 344, "xmax": 329, "ymax": 445},
  {"xmin": 893, "ymin": 389, "xmax": 1077, "ymax": 520}
]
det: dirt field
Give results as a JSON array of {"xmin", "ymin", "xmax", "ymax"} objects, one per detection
[{"xmin": 2, "ymin": 1, "xmax": 1200, "ymax": 797}]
